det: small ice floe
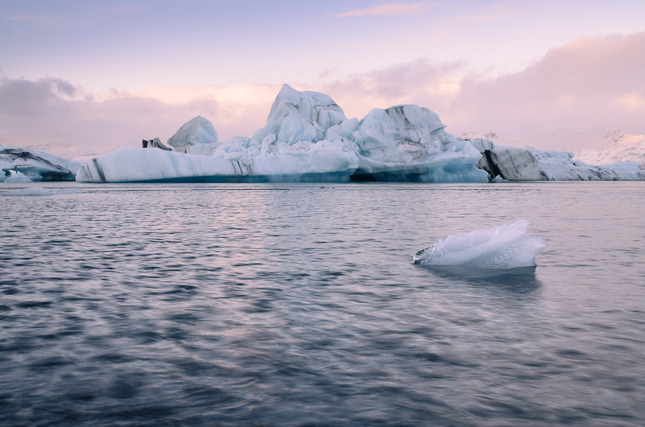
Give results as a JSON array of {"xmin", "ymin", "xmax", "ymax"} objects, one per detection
[{"xmin": 414, "ymin": 220, "xmax": 545, "ymax": 276}]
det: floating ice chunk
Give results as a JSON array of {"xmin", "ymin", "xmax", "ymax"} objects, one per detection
[{"xmin": 414, "ymin": 220, "xmax": 545, "ymax": 270}]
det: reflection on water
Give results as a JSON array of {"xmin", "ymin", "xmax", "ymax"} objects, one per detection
[
  {"xmin": 0, "ymin": 181, "xmax": 644, "ymax": 425},
  {"xmin": 417, "ymin": 264, "xmax": 539, "ymax": 280}
]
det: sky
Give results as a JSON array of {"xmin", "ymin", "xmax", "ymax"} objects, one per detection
[{"xmin": 1, "ymin": 0, "xmax": 644, "ymax": 159}]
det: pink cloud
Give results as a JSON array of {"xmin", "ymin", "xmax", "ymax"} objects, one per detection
[
  {"xmin": 0, "ymin": 78, "xmax": 224, "ymax": 158},
  {"xmin": 0, "ymin": 78, "xmax": 276, "ymax": 159},
  {"xmin": 321, "ymin": 59, "xmax": 464, "ymax": 119},
  {"xmin": 447, "ymin": 32, "xmax": 645, "ymax": 149},
  {"xmin": 323, "ymin": 31, "xmax": 645, "ymax": 150},
  {"xmin": 336, "ymin": 2, "xmax": 427, "ymax": 18},
  {"xmin": 1, "ymin": 32, "xmax": 643, "ymax": 159}
]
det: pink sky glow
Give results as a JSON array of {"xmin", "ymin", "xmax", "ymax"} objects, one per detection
[{"xmin": 1, "ymin": 0, "xmax": 644, "ymax": 158}]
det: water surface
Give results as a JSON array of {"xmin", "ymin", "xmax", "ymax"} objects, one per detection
[{"xmin": 1, "ymin": 182, "xmax": 644, "ymax": 425}]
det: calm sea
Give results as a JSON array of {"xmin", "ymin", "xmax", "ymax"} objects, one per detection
[{"xmin": 1, "ymin": 181, "xmax": 644, "ymax": 426}]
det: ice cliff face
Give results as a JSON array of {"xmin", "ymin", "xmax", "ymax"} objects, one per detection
[
  {"xmin": 1, "ymin": 144, "xmax": 82, "ymax": 182},
  {"xmin": 476, "ymin": 147, "xmax": 645, "ymax": 181},
  {"xmin": 74, "ymin": 84, "xmax": 645, "ymax": 183},
  {"xmin": 347, "ymin": 105, "xmax": 487, "ymax": 181},
  {"xmin": 353, "ymin": 105, "xmax": 446, "ymax": 164}
]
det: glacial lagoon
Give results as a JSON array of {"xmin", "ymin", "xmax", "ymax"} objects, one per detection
[{"xmin": 1, "ymin": 181, "xmax": 644, "ymax": 425}]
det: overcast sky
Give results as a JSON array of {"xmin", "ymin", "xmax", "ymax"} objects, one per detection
[{"xmin": 1, "ymin": 0, "xmax": 644, "ymax": 158}]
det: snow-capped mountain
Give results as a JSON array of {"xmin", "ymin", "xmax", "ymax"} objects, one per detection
[{"xmin": 576, "ymin": 131, "xmax": 645, "ymax": 166}]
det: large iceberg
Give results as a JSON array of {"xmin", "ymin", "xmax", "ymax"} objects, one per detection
[
  {"xmin": 76, "ymin": 85, "xmax": 490, "ymax": 183},
  {"xmin": 1, "ymin": 143, "xmax": 82, "ymax": 182},
  {"xmin": 77, "ymin": 85, "xmax": 361, "ymax": 182},
  {"xmin": 74, "ymin": 84, "xmax": 645, "ymax": 183},
  {"xmin": 413, "ymin": 220, "xmax": 546, "ymax": 273}
]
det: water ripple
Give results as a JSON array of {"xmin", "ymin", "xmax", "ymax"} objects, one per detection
[{"xmin": 0, "ymin": 182, "xmax": 644, "ymax": 425}]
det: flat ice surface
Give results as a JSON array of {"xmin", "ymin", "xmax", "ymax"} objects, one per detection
[{"xmin": 414, "ymin": 220, "xmax": 546, "ymax": 271}]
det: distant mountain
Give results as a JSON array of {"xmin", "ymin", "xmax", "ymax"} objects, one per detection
[{"xmin": 576, "ymin": 131, "xmax": 645, "ymax": 166}]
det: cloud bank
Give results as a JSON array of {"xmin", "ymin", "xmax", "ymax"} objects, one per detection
[
  {"xmin": 325, "ymin": 31, "xmax": 645, "ymax": 150},
  {"xmin": 0, "ymin": 78, "xmax": 275, "ymax": 159},
  {"xmin": 1, "ymin": 31, "xmax": 643, "ymax": 158}
]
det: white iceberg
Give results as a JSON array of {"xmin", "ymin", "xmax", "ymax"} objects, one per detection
[
  {"xmin": 167, "ymin": 116, "xmax": 219, "ymax": 156},
  {"xmin": 76, "ymin": 85, "xmax": 489, "ymax": 183},
  {"xmin": 76, "ymin": 147, "xmax": 245, "ymax": 182},
  {"xmin": 1, "ymin": 144, "xmax": 82, "ymax": 182},
  {"xmin": 349, "ymin": 105, "xmax": 488, "ymax": 182},
  {"xmin": 74, "ymin": 84, "xmax": 645, "ymax": 183},
  {"xmin": 251, "ymin": 83, "xmax": 347, "ymax": 146},
  {"xmin": 413, "ymin": 220, "xmax": 546, "ymax": 271},
  {"xmin": 75, "ymin": 143, "xmax": 358, "ymax": 183}
]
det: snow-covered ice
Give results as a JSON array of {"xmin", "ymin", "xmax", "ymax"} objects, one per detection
[
  {"xmin": 413, "ymin": 221, "xmax": 546, "ymax": 272},
  {"xmin": 167, "ymin": 116, "xmax": 219, "ymax": 156}
]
